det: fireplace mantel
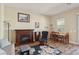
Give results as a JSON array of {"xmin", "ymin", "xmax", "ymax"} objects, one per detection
[{"xmin": 15, "ymin": 29, "xmax": 34, "ymax": 46}]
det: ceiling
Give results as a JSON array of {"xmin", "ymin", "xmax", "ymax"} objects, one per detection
[{"xmin": 4, "ymin": 3, "xmax": 79, "ymax": 16}]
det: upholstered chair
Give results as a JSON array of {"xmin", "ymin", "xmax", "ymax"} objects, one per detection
[{"xmin": 39, "ymin": 31, "xmax": 48, "ymax": 45}]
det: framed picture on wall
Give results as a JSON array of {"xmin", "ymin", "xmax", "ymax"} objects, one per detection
[
  {"xmin": 18, "ymin": 13, "xmax": 30, "ymax": 22},
  {"xmin": 35, "ymin": 22, "xmax": 40, "ymax": 28}
]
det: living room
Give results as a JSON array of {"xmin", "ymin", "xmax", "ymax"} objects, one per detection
[{"xmin": 0, "ymin": 3, "xmax": 79, "ymax": 55}]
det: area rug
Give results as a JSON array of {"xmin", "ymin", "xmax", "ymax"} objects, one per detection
[
  {"xmin": 29, "ymin": 45, "xmax": 62, "ymax": 55},
  {"xmin": 15, "ymin": 45, "xmax": 62, "ymax": 55}
]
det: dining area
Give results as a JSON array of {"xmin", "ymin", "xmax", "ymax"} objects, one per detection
[
  {"xmin": 33, "ymin": 30, "xmax": 69, "ymax": 45},
  {"xmin": 50, "ymin": 31, "xmax": 69, "ymax": 44}
]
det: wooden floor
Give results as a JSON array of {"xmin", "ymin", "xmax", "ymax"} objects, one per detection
[
  {"xmin": 16, "ymin": 39, "xmax": 79, "ymax": 55},
  {"xmin": 27, "ymin": 39, "xmax": 79, "ymax": 55},
  {"xmin": 48, "ymin": 39, "xmax": 79, "ymax": 55}
]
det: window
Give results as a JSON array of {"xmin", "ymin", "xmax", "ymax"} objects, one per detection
[{"xmin": 57, "ymin": 17, "xmax": 65, "ymax": 32}]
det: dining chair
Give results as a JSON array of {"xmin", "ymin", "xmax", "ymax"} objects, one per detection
[
  {"xmin": 58, "ymin": 32, "xmax": 69, "ymax": 44},
  {"xmin": 50, "ymin": 31, "xmax": 59, "ymax": 42},
  {"xmin": 39, "ymin": 31, "xmax": 48, "ymax": 45},
  {"xmin": 34, "ymin": 32, "xmax": 40, "ymax": 41}
]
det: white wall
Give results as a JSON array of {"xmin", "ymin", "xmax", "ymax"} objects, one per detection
[
  {"xmin": 76, "ymin": 15, "xmax": 79, "ymax": 43},
  {"xmin": 4, "ymin": 6, "xmax": 51, "ymax": 31},
  {"xmin": 0, "ymin": 4, "xmax": 4, "ymax": 39},
  {"xmin": 0, "ymin": 4, "xmax": 1, "ymax": 39},
  {"xmin": 3, "ymin": 5, "xmax": 79, "ymax": 44},
  {"xmin": 50, "ymin": 7, "xmax": 79, "ymax": 44},
  {"xmin": 4, "ymin": 6, "xmax": 51, "ymax": 42}
]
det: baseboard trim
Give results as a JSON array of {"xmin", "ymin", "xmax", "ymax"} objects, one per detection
[{"xmin": 69, "ymin": 41, "xmax": 79, "ymax": 46}]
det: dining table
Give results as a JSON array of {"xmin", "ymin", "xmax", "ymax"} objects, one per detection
[{"xmin": 50, "ymin": 32, "xmax": 69, "ymax": 44}]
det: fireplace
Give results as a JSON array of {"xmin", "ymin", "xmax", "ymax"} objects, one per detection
[
  {"xmin": 20, "ymin": 35, "xmax": 30, "ymax": 44},
  {"xmin": 15, "ymin": 29, "xmax": 34, "ymax": 46}
]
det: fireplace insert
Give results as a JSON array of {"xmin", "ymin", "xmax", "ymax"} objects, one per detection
[{"xmin": 20, "ymin": 35, "xmax": 30, "ymax": 44}]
